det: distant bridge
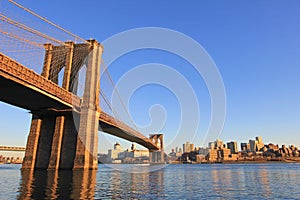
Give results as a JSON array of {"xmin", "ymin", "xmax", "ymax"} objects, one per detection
[{"xmin": 0, "ymin": 146, "xmax": 26, "ymax": 151}]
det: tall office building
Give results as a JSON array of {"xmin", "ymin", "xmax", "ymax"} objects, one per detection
[
  {"xmin": 256, "ymin": 136, "xmax": 264, "ymax": 151},
  {"xmin": 190, "ymin": 143, "xmax": 195, "ymax": 152},
  {"xmin": 208, "ymin": 142, "xmax": 216, "ymax": 149},
  {"xmin": 108, "ymin": 142, "xmax": 123, "ymax": 160},
  {"xmin": 227, "ymin": 141, "xmax": 238, "ymax": 154},
  {"xmin": 183, "ymin": 141, "xmax": 191, "ymax": 153},
  {"xmin": 249, "ymin": 139, "xmax": 258, "ymax": 152},
  {"xmin": 208, "ymin": 139, "xmax": 225, "ymax": 150},
  {"xmin": 216, "ymin": 139, "xmax": 224, "ymax": 149},
  {"xmin": 182, "ymin": 142, "xmax": 196, "ymax": 153},
  {"xmin": 183, "ymin": 143, "xmax": 187, "ymax": 153},
  {"xmin": 249, "ymin": 136, "xmax": 264, "ymax": 152}
]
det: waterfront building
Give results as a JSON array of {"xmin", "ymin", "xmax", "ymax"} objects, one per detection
[
  {"xmin": 179, "ymin": 148, "xmax": 182, "ymax": 153},
  {"xmin": 182, "ymin": 142, "xmax": 196, "ymax": 153},
  {"xmin": 118, "ymin": 150, "xmax": 131, "ymax": 159},
  {"xmin": 196, "ymin": 154, "xmax": 206, "ymax": 162},
  {"xmin": 209, "ymin": 139, "xmax": 225, "ymax": 150},
  {"xmin": 108, "ymin": 142, "xmax": 123, "ymax": 161},
  {"xmin": 241, "ymin": 142, "xmax": 251, "ymax": 152},
  {"xmin": 256, "ymin": 136, "xmax": 264, "ymax": 150},
  {"xmin": 219, "ymin": 148, "xmax": 231, "ymax": 160},
  {"xmin": 169, "ymin": 149, "xmax": 176, "ymax": 157},
  {"xmin": 267, "ymin": 143, "xmax": 279, "ymax": 151},
  {"xmin": 206, "ymin": 139, "xmax": 236, "ymax": 161},
  {"xmin": 183, "ymin": 143, "xmax": 187, "ymax": 153},
  {"xmin": 227, "ymin": 141, "xmax": 238, "ymax": 154},
  {"xmin": 132, "ymin": 150, "xmax": 149, "ymax": 158},
  {"xmin": 108, "ymin": 142, "xmax": 150, "ymax": 163},
  {"xmin": 208, "ymin": 141, "xmax": 216, "ymax": 149},
  {"xmin": 197, "ymin": 147, "xmax": 210, "ymax": 156},
  {"xmin": 190, "ymin": 143, "xmax": 195, "ymax": 152},
  {"xmin": 175, "ymin": 146, "xmax": 183, "ymax": 154},
  {"xmin": 183, "ymin": 142, "xmax": 190, "ymax": 153},
  {"xmin": 249, "ymin": 139, "xmax": 258, "ymax": 152},
  {"xmin": 175, "ymin": 152, "xmax": 182, "ymax": 157},
  {"xmin": 249, "ymin": 136, "xmax": 264, "ymax": 152},
  {"xmin": 206, "ymin": 149, "xmax": 218, "ymax": 161},
  {"xmin": 0, "ymin": 155, "xmax": 23, "ymax": 164},
  {"xmin": 216, "ymin": 139, "xmax": 225, "ymax": 149}
]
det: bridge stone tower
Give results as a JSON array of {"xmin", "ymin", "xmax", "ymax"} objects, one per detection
[
  {"xmin": 22, "ymin": 40, "xmax": 103, "ymax": 170},
  {"xmin": 149, "ymin": 134, "xmax": 165, "ymax": 163}
]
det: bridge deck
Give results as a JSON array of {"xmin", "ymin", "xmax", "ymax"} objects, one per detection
[
  {"xmin": 99, "ymin": 112, "xmax": 159, "ymax": 150},
  {"xmin": 0, "ymin": 146, "xmax": 26, "ymax": 151},
  {"xmin": 0, "ymin": 52, "xmax": 81, "ymax": 112}
]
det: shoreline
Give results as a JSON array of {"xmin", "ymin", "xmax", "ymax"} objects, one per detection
[{"xmin": 170, "ymin": 158, "xmax": 300, "ymax": 164}]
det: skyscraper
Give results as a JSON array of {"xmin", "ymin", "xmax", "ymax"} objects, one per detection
[
  {"xmin": 190, "ymin": 143, "xmax": 195, "ymax": 152},
  {"xmin": 227, "ymin": 141, "xmax": 238, "ymax": 154},
  {"xmin": 249, "ymin": 136, "xmax": 264, "ymax": 152},
  {"xmin": 256, "ymin": 136, "xmax": 264, "ymax": 151},
  {"xmin": 183, "ymin": 141, "xmax": 191, "ymax": 153}
]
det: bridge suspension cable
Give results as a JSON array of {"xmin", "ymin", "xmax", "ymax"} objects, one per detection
[
  {"xmin": 100, "ymin": 90, "xmax": 121, "ymax": 121},
  {"xmin": 8, "ymin": 0, "xmax": 88, "ymax": 44},
  {"xmin": 0, "ymin": 29, "xmax": 43, "ymax": 48},
  {"xmin": 0, "ymin": 0, "xmax": 91, "ymax": 73},
  {"xmin": 101, "ymin": 59, "xmax": 139, "ymax": 132},
  {"xmin": 0, "ymin": 13, "xmax": 67, "ymax": 46}
]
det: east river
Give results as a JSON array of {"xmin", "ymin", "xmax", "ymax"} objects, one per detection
[{"xmin": 0, "ymin": 163, "xmax": 300, "ymax": 199}]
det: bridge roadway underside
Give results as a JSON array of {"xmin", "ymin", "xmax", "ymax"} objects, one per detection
[
  {"xmin": 0, "ymin": 73, "xmax": 158, "ymax": 151},
  {"xmin": 0, "ymin": 75, "xmax": 72, "ymax": 113}
]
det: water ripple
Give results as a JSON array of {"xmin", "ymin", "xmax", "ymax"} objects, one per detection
[{"xmin": 0, "ymin": 163, "xmax": 300, "ymax": 199}]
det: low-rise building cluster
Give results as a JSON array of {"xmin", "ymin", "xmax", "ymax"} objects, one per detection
[
  {"xmin": 168, "ymin": 136, "xmax": 300, "ymax": 163},
  {"xmin": 0, "ymin": 155, "xmax": 23, "ymax": 164},
  {"xmin": 99, "ymin": 142, "xmax": 150, "ymax": 164}
]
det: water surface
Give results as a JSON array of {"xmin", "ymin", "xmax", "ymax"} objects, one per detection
[{"xmin": 0, "ymin": 163, "xmax": 300, "ymax": 199}]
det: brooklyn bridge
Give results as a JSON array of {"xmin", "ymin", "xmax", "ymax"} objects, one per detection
[{"xmin": 0, "ymin": 0, "xmax": 164, "ymax": 170}]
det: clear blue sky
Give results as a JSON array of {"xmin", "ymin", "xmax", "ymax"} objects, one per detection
[{"xmin": 0, "ymin": 0, "xmax": 299, "ymax": 153}]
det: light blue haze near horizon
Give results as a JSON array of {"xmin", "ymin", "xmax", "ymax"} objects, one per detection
[{"xmin": 0, "ymin": 0, "xmax": 299, "ymax": 153}]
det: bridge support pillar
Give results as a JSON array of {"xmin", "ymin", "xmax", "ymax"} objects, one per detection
[
  {"xmin": 41, "ymin": 43, "xmax": 53, "ymax": 79},
  {"xmin": 73, "ymin": 40, "xmax": 103, "ymax": 170},
  {"xmin": 47, "ymin": 116, "xmax": 65, "ymax": 169},
  {"xmin": 59, "ymin": 114, "xmax": 79, "ymax": 169},
  {"xmin": 149, "ymin": 151, "xmax": 164, "ymax": 163},
  {"xmin": 62, "ymin": 41, "xmax": 74, "ymax": 90},
  {"xmin": 23, "ymin": 114, "xmax": 77, "ymax": 170},
  {"xmin": 22, "ymin": 115, "xmax": 42, "ymax": 170},
  {"xmin": 48, "ymin": 42, "xmax": 74, "ymax": 170},
  {"xmin": 35, "ymin": 116, "xmax": 56, "ymax": 169},
  {"xmin": 149, "ymin": 134, "xmax": 165, "ymax": 164},
  {"xmin": 22, "ymin": 40, "xmax": 102, "ymax": 170}
]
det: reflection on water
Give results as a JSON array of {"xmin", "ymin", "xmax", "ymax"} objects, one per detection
[
  {"xmin": 18, "ymin": 169, "xmax": 96, "ymax": 200},
  {"xmin": 95, "ymin": 164, "xmax": 165, "ymax": 199},
  {"xmin": 1, "ymin": 163, "xmax": 300, "ymax": 199},
  {"xmin": 208, "ymin": 165, "xmax": 274, "ymax": 198}
]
